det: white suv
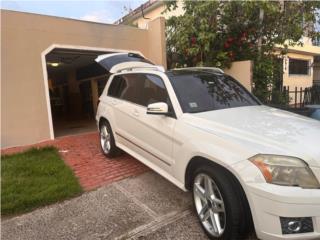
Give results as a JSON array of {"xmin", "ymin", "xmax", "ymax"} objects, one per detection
[{"xmin": 96, "ymin": 53, "xmax": 320, "ymax": 240}]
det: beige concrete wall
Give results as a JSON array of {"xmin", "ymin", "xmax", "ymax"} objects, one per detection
[
  {"xmin": 224, "ymin": 60, "xmax": 253, "ymax": 92},
  {"xmin": 282, "ymin": 53, "xmax": 314, "ymax": 89},
  {"xmin": 1, "ymin": 10, "xmax": 166, "ymax": 148}
]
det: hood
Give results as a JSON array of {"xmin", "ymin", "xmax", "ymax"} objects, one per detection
[{"xmin": 184, "ymin": 105, "xmax": 320, "ymax": 167}]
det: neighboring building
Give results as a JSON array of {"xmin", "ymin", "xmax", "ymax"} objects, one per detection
[
  {"xmin": 116, "ymin": 0, "xmax": 320, "ymax": 94},
  {"xmin": 115, "ymin": 0, "xmax": 184, "ymax": 29},
  {"xmin": 1, "ymin": 10, "xmax": 166, "ymax": 148},
  {"xmin": 277, "ymin": 37, "xmax": 320, "ymax": 91}
]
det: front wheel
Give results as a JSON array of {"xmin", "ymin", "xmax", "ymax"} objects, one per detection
[{"xmin": 192, "ymin": 165, "xmax": 250, "ymax": 239}]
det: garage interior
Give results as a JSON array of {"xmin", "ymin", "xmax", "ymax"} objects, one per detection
[{"xmin": 46, "ymin": 48, "xmax": 111, "ymax": 137}]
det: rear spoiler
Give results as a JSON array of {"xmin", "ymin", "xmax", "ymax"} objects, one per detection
[{"xmin": 95, "ymin": 52, "xmax": 156, "ymax": 73}]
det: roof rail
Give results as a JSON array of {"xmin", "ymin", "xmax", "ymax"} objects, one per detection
[
  {"xmin": 174, "ymin": 67, "xmax": 224, "ymax": 73},
  {"xmin": 117, "ymin": 65, "xmax": 165, "ymax": 73}
]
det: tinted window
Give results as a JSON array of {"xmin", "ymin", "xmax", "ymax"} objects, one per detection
[
  {"xmin": 108, "ymin": 75, "xmax": 127, "ymax": 98},
  {"xmin": 289, "ymin": 58, "xmax": 309, "ymax": 75},
  {"xmin": 97, "ymin": 53, "xmax": 153, "ymax": 71},
  {"xmin": 109, "ymin": 74, "xmax": 169, "ymax": 107},
  {"xmin": 167, "ymin": 71, "xmax": 259, "ymax": 113}
]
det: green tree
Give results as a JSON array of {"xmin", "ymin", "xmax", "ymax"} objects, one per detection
[{"xmin": 165, "ymin": 1, "xmax": 320, "ymax": 102}]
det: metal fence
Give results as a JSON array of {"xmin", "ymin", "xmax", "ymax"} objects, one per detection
[
  {"xmin": 313, "ymin": 80, "xmax": 320, "ymax": 86},
  {"xmin": 281, "ymin": 85, "xmax": 320, "ymax": 108},
  {"xmin": 266, "ymin": 85, "xmax": 320, "ymax": 116}
]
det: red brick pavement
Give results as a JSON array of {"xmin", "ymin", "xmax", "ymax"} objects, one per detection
[{"xmin": 1, "ymin": 132, "xmax": 150, "ymax": 191}]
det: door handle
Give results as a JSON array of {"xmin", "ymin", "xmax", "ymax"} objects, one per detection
[{"xmin": 132, "ymin": 109, "xmax": 139, "ymax": 117}]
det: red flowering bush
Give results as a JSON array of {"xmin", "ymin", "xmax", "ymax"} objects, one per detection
[{"xmin": 165, "ymin": 1, "xmax": 320, "ymax": 101}]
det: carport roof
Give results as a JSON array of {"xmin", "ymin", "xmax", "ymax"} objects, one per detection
[{"xmin": 46, "ymin": 48, "xmax": 112, "ymax": 73}]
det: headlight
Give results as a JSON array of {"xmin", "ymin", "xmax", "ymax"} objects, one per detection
[{"xmin": 249, "ymin": 154, "xmax": 320, "ymax": 189}]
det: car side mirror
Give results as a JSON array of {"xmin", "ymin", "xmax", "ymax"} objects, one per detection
[{"xmin": 147, "ymin": 102, "xmax": 168, "ymax": 115}]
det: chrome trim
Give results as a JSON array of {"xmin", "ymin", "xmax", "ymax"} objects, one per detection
[{"xmin": 115, "ymin": 132, "xmax": 171, "ymax": 166}]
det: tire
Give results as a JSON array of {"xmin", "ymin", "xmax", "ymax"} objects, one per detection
[
  {"xmin": 192, "ymin": 164, "xmax": 250, "ymax": 240},
  {"xmin": 99, "ymin": 120, "xmax": 120, "ymax": 158}
]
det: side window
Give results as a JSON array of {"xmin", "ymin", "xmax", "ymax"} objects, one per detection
[
  {"xmin": 107, "ymin": 75, "xmax": 127, "ymax": 98},
  {"xmin": 119, "ymin": 74, "xmax": 169, "ymax": 107},
  {"xmin": 141, "ymin": 74, "xmax": 169, "ymax": 106}
]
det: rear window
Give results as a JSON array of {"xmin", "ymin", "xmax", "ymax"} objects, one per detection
[
  {"xmin": 98, "ymin": 53, "xmax": 153, "ymax": 71},
  {"xmin": 167, "ymin": 71, "xmax": 259, "ymax": 113}
]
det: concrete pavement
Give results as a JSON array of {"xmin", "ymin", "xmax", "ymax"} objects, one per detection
[{"xmin": 2, "ymin": 172, "xmax": 257, "ymax": 240}]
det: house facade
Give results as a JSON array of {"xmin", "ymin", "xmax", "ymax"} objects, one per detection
[
  {"xmin": 278, "ymin": 38, "xmax": 320, "ymax": 90},
  {"xmin": 1, "ymin": 10, "xmax": 166, "ymax": 148}
]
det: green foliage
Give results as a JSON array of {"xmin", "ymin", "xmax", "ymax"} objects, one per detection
[
  {"xmin": 1, "ymin": 147, "xmax": 83, "ymax": 216},
  {"xmin": 165, "ymin": 1, "xmax": 320, "ymax": 101}
]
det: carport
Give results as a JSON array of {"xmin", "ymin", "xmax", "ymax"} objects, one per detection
[
  {"xmin": 45, "ymin": 48, "xmax": 109, "ymax": 137},
  {"xmin": 44, "ymin": 47, "xmax": 151, "ymax": 138},
  {"xmin": 1, "ymin": 10, "xmax": 166, "ymax": 148}
]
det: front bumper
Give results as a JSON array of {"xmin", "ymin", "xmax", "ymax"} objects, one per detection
[{"xmin": 247, "ymin": 182, "xmax": 320, "ymax": 240}]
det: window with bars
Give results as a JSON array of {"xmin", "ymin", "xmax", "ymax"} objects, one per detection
[{"xmin": 289, "ymin": 58, "xmax": 310, "ymax": 75}]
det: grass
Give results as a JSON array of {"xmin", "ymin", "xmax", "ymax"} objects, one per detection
[{"xmin": 1, "ymin": 147, "xmax": 83, "ymax": 216}]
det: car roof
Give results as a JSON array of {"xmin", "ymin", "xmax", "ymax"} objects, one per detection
[{"xmin": 95, "ymin": 52, "xmax": 224, "ymax": 75}]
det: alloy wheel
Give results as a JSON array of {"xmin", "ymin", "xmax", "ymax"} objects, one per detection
[
  {"xmin": 193, "ymin": 173, "xmax": 226, "ymax": 237},
  {"xmin": 100, "ymin": 125, "xmax": 111, "ymax": 154}
]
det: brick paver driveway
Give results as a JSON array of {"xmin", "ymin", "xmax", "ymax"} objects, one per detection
[
  {"xmin": 2, "ymin": 132, "xmax": 258, "ymax": 240},
  {"xmin": 2, "ymin": 132, "xmax": 149, "ymax": 191}
]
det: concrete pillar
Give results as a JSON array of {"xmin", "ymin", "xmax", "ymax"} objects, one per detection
[
  {"xmin": 91, "ymin": 78, "xmax": 99, "ymax": 115},
  {"xmin": 67, "ymin": 69, "xmax": 82, "ymax": 118},
  {"xmin": 224, "ymin": 60, "xmax": 253, "ymax": 92},
  {"xmin": 146, "ymin": 17, "xmax": 167, "ymax": 69}
]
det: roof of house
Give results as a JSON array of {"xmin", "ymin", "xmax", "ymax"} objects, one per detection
[
  {"xmin": 275, "ymin": 43, "xmax": 320, "ymax": 56},
  {"xmin": 114, "ymin": 0, "xmax": 164, "ymax": 25}
]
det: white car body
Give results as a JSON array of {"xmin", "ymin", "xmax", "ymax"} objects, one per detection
[{"xmin": 96, "ymin": 53, "xmax": 320, "ymax": 240}]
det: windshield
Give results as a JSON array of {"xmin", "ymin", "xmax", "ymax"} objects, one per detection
[{"xmin": 167, "ymin": 70, "xmax": 260, "ymax": 113}]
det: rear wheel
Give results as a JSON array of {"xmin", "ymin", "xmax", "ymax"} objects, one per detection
[
  {"xmin": 192, "ymin": 165, "xmax": 249, "ymax": 239},
  {"xmin": 99, "ymin": 120, "xmax": 119, "ymax": 157}
]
